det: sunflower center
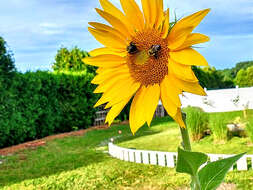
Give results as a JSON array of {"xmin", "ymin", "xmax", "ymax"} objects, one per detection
[{"xmin": 127, "ymin": 29, "xmax": 169, "ymax": 86}]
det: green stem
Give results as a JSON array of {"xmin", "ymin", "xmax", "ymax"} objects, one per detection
[{"xmin": 179, "ymin": 112, "xmax": 201, "ymax": 190}]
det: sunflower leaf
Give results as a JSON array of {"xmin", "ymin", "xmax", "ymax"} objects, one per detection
[
  {"xmin": 198, "ymin": 153, "xmax": 245, "ymax": 190},
  {"xmin": 176, "ymin": 147, "xmax": 208, "ymax": 176}
]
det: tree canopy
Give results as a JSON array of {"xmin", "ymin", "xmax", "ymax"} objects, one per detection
[
  {"xmin": 52, "ymin": 47, "xmax": 95, "ymax": 73},
  {"xmin": 235, "ymin": 66, "xmax": 253, "ymax": 87},
  {"xmin": 0, "ymin": 36, "xmax": 15, "ymax": 75}
]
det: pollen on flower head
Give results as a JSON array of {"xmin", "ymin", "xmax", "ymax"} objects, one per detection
[{"xmin": 127, "ymin": 28, "xmax": 169, "ymax": 86}]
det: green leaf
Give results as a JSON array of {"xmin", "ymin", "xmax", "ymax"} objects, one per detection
[
  {"xmin": 176, "ymin": 147, "xmax": 208, "ymax": 176},
  {"xmin": 198, "ymin": 153, "xmax": 245, "ymax": 190}
]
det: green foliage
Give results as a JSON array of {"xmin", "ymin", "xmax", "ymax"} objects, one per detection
[
  {"xmin": 0, "ymin": 71, "xmax": 98, "ymax": 148},
  {"xmin": 198, "ymin": 153, "xmax": 245, "ymax": 190},
  {"xmin": 184, "ymin": 106, "xmax": 209, "ymax": 141},
  {"xmin": 0, "ymin": 36, "xmax": 16, "ymax": 89},
  {"xmin": 176, "ymin": 147, "xmax": 208, "ymax": 176},
  {"xmin": 176, "ymin": 147, "xmax": 244, "ymax": 190},
  {"xmin": 0, "ymin": 37, "xmax": 15, "ymax": 74},
  {"xmin": 246, "ymin": 117, "xmax": 253, "ymax": 142},
  {"xmin": 52, "ymin": 47, "xmax": 95, "ymax": 73},
  {"xmin": 235, "ymin": 66, "xmax": 253, "ymax": 87},
  {"xmin": 232, "ymin": 61, "xmax": 253, "ymax": 77},
  {"xmin": 192, "ymin": 66, "xmax": 234, "ymax": 89},
  {"xmin": 210, "ymin": 115, "xmax": 228, "ymax": 141}
]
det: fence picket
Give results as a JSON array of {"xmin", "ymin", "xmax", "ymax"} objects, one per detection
[
  {"xmin": 150, "ymin": 152, "xmax": 157, "ymax": 165},
  {"xmin": 237, "ymin": 155, "xmax": 247, "ymax": 170},
  {"xmin": 142, "ymin": 151, "xmax": 150, "ymax": 164},
  {"xmin": 135, "ymin": 151, "xmax": 142, "ymax": 163},
  {"xmin": 166, "ymin": 153, "xmax": 175, "ymax": 168},
  {"xmin": 157, "ymin": 152, "xmax": 166, "ymax": 167},
  {"xmin": 123, "ymin": 150, "xmax": 129, "ymax": 161},
  {"xmin": 128, "ymin": 150, "xmax": 135, "ymax": 162}
]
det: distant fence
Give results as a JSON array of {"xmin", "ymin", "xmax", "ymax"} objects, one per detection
[
  {"xmin": 108, "ymin": 143, "xmax": 253, "ymax": 171},
  {"xmin": 94, "ymin": 104, "xmax": 166, "ymax": 126}
]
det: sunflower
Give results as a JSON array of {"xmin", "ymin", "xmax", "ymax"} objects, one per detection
[{"xmin": 84, "ymin": 0, "xmax": 210, "ymax": 134}]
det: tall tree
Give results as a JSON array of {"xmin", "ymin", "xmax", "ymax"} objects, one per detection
[
  {"xmin": 0, "ymin": 37, "xmax": 15, "ymax": 76},
  {"xmin": 52, "ymin": 47, "xmax": 94, "ymax": 73}
]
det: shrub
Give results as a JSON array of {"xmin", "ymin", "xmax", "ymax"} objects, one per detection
[
  {"xmin": 210, "ymin": 115, "xmax": 228, "ymax": 142},
  {"xmin": 184, "ymin": 106, "xmax": 209, "ymax": 141},
  {"xmin": 0, "ymin": 71, "xmax": 98, "ymax": 148},
  {"xmin": 246, "ymin": 117, "xmax": 253, "ymax": 142}
]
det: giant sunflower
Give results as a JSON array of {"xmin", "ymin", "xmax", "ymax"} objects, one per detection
[{"xmin": 84, "ymin": 0, "xmax": 210, "ymax": 134}]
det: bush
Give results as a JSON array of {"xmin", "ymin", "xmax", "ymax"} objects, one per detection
[
  {"xmin": 0, "ymin": 71, "xmax": 98, "ymax": 148},
  {"xmin": 246, "ymin": 117, "xmax": 253, "ymax": 142},
  {"xmin": 210, "ymin": 115, "xmax": 228, "ymax": 142},
  {"xmin": 184, "ymin": 106, "xmax": 209, "ymax": 141}
]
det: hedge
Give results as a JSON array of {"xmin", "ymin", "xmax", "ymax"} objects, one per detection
[{"xmin": 0, "ymin": 71, "xmax": 98, "ymax": 148}]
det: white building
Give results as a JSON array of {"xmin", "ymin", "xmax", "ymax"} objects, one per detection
[{"xmin": 164, "ymin": 87, "xmax": 253, "ymax": 113}]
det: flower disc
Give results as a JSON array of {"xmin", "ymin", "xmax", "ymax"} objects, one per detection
[{"xmin": 127, "ymin": 29, "xmax": 169, "ymax": 86}]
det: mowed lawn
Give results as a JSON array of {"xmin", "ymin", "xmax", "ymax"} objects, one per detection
[{"xmin": 0, "ymin": 111, "xmax": 253, "ymax": 190}]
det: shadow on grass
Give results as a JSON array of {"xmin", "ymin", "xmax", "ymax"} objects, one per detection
[
  {"xmin": 0, "ymin": 140, "xmax": 109, "ymax": 187},
  {"xmin": 0, "ymin": 116, "xmax": 174, "ymax": 188},
  {"xmin": 107, "ymin": 116, "xmax": 175, "ymax": 145}
]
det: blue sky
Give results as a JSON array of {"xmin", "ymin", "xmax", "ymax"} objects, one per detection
[{"xmin": 1, "ymin": 0, "xmax": 253, "ymax": 72}]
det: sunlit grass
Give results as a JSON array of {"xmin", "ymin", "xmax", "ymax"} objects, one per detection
[{"xmin": 0, "ymin": 110, "xmax": 253, "ymax": 190}]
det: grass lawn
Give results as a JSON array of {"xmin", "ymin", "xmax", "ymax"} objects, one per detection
[{"xmin": 0, "ymin": 111, "xmax": 253, "ymax": 190}]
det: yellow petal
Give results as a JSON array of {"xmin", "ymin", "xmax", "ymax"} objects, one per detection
[
  {"xmin": 129, "ymin": 86, "xmax": 147, "ymax": 134},
  {"xmin": 105, "ymin": 82, "xmax": 140, "ymax": 107},
  {"xmin": 155, "ymin": 0, "xmax": 164, "ymax": 29},
  {"xmin": 105, "ymin": 96, "xmax": 132, "ymax": 126},
  {"xmin": 168, "ymin": 27, "xmax": 193, "ymax": 50},
  {"xmin": 160, "ymin": 81, "xmax": 178, "ymax": 117},
  {"xmin": 161, "ymin": 75, "xmax": 182, "ymax": 107},
  {"xmin": 170, "ymin": 74, "xmax": 206, "ymax": 96},
  {"xmin": 144, "ymin": 84, "xmax": 160, "ymax": 126},
  {"xmin": 99, "ymin": 0, "xmax": 133, "ymax": 34},
  {"xmin": 89, "ymin": 22, "xmax": 126, "ymax": 41},
  {"xmin": 91, "ymin": 65, "xmax": 129, "ymax": 84},
  {"xmin": 169, "ymin": 59, "xmax": 198, "ymax": 82},
  {"xmin": 172, "ymin": 108, "xmax": 186, "ymax": 128},
  {"xmin": 176, "ymin": 33, "xmax": 210, "ymax": 50},
  {"xmin": 94, "ymin": 79, "xmax": 140, "ymax": 107},
  {"xmin": 170, "ymin": 48, "xmax": 208, "ymax": 66},
  {"xmin": 161, "ymin": 8, "xmax": 170, "ymax": 38},
  {"xmin": 88, "ymin": 27, "xmax": 126, "ymax": 49},
  {"xmin": 149, "ymin": 0, "xmax": 157, "ymax": 27},
  {"xmin": 141, "ymin": 0, "xmax": 151, "ymax": 26},
  {"xmin": 95, "ymin": 9, "xmax": 131, "ymax": 38},
  {"xmin": 89, "ymin": 47, "xmax": 126, "ymax": 57},
  {"xmin": 120, "ymin": 0, "xmax": 144, "ymax": 31},
  {"xmin": 94, "ymin": 72, "xmax": 131, "ymax": 93},
  {"xmin": 174, "ymin": 9, "xmax": 210, "ymax": 32},
  {"xmin": 96, "ymin": 67, "xmax": 103, "ymax": 74},
  {"xmin": 83, "ymin": 54, "xmax": 125, "ymax": 67}
]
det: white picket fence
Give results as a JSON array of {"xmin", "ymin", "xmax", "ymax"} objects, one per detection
[{"xmin": 108, "ymin": 143, "xmax": 253, "ymax": 171}]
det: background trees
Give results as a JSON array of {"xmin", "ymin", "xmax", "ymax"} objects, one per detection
[
  {"xmin": 52, "ymin": 47, "xmax": 95, "ymax": 73},
  {"xmin": 235, "ymin": 66, "xmax": 253, "ymax": 87}
]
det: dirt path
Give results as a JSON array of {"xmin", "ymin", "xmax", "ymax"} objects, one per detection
[{"xmin": 0, "ymin": 125, "xmax": 109, "ymax": 156}]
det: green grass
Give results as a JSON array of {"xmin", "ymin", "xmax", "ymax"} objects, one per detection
[{"xmin": 0, "ymin": 111, "xmax": 253, "ymax": 190}]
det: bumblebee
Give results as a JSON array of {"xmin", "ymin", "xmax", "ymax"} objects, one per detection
[
  {"xmin": 127, "ymin": 42, "xmax": 138, "ymax": 54},
  {"xmin": 148, "ymin": 44, "xmax": 161, "ymax": 59}
]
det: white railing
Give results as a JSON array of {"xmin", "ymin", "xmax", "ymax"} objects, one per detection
[{"xmin": 108, "ymin": 143, "xmax": 253, "ymax": 171}]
